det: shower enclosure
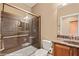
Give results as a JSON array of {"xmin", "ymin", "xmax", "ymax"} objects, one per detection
[{"xmin": 0, "ymin": 3, "xmax": 41, "ymax": 54}]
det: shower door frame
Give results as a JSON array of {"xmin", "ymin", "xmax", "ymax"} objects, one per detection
[{"xmin": 0, "ymin": 3, "xmax": 41, "ymax": 51}]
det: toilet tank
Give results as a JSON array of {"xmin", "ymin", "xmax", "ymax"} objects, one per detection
[{"xmin": 42, "ymin": 40, "xmax": 52, "ymax": 51}]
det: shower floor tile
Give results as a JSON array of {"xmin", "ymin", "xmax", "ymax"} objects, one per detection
[{"xmin": 5, "ymin": 45, "xmax": 37, "ymax": 56}]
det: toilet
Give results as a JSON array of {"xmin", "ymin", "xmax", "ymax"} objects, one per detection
[{"xmin": 31, "ymin": 40, "xmax": 52, "ymax": 56}]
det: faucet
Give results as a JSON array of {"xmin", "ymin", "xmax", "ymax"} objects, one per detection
[{"xmin": 69, "ymin": 35, "xmax": 74, "ymax": 40}]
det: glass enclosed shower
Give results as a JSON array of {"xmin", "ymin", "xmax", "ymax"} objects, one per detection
[{"xmin": 0, "ymin": 3, "xmax": 41, "ymax": 55}]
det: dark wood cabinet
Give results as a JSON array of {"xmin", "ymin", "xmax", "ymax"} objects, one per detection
[
  {"xmin": 76, "ymin": 48, "xmax": 79, "ymax": 56},
  {"xmin": 53, "ymin": 44, "xmax": 71, "ymax": 56},
  {"xmin": 53, "ymin": 43, "xmax": 79, "ymax": 56}
]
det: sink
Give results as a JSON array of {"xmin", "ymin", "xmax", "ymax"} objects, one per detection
[{"xmin": 63, "ymin": 41, "xmax": 79, "ymax": 45}]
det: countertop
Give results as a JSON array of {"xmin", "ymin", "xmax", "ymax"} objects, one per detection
[{"xmin": 52, "ymin": 39, "xmax": 79, "ymax": 48}]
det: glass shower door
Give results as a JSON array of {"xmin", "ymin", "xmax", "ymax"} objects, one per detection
[{"xmin": 0, "ymin": 4, "xmax": 41, "ymax": 55}]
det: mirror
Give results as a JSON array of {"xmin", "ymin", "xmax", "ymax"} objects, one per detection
[{"xmin": 57, "ymin": 4, "xmax": 79, "ymax": 36}]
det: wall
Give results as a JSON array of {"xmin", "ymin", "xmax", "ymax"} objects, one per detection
[
  {"xmin": 32, "ymin": 3, "xmax": 57, "ymax": 41},
  {"xmin": 0, "ymin": 3, "xmax": 31, "ymax": 12},
  {"xmin": 9, "ymin": 3, "xmax": 31, "ymax": 12}
]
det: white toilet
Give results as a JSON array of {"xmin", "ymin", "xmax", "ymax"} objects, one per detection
[{"xmin": 31, "ymin": 40, "xmax": 52, "ymax": 56}]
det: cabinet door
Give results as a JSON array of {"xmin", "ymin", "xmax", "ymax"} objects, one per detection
[
  {"xmin": 76, "ymin": 48, "xmax": 79, "ymax": 56},
  {"xmin": 54, "ymin": 44, "xmax": 71, "ymax": 56}
]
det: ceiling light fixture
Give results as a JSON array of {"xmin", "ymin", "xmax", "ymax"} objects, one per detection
[
  {"xmin": 57, "ymin": 3, "xmax": 68, "ymax": 8},
  {"xmin": 62, "ymin": 3, "xmax": 67, "ymax": 6}
]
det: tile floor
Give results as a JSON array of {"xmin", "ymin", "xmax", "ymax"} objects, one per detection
[{"xmin": 5, "ymin": 46, "xmax": 37, "ymax": 56}]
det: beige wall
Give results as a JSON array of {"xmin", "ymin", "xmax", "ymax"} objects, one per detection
[
  {"xmin": 0, "ymin": 3, "xmax": 31, "ymax": 11},
  {"xmin": 32, "ymin": 3, "xmax": 57, "ymax": 41},
  {"xmin": 8, "ymin": 3, "xmax": 31, "ymax": 12}
]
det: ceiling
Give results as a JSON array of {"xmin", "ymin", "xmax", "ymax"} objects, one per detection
[{"xmin": 25, "ymin": 3, "xmax": 37, "ymax": 8}]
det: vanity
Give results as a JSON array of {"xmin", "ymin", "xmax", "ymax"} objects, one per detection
[
  {"xmin": 52, "ymin": 39, "xmax": 79, "ymax": 56},
  {"xmin": 54, "ymin": 4, "xmax": 79, "ymax": 56}
]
